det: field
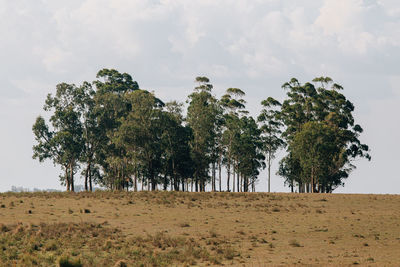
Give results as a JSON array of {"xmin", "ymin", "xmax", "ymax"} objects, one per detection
[{"xmin": 0, "ymin": 191, "xmax": 399, "ymax": 266}]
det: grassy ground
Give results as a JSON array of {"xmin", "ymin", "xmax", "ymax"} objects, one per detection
[{"xmin": 0, "ymin": 191, "xmax": 399, "ymax": 266}]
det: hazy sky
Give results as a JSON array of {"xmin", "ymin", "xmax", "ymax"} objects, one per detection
[{"xmin": 1, "ymin": 0, "xmax": 399, "ymax": 193}]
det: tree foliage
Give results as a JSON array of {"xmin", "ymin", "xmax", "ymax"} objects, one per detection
[
  {"xmin": 275, "ymin": 77, "xmax": 370, "ymax": 193},
  {"xmin": 33, "ymin": 71, "xmax": 369, "ymax": 193}
]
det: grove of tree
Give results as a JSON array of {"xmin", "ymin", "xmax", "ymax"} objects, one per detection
[{"xmin": 32, "ymin": 69, "xmax": 370, "ymax": 193}]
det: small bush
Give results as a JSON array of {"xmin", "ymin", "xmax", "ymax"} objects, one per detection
[
  {"xmin": 58, "ymin": 256, "xmax": 82, "ymax": 267},
  {"xmin": 0, "ymin": 224, "xmax": 9, "ymax": 232}
]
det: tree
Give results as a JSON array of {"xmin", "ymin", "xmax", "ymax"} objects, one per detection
[
  {"xmin": 277, "ymin": 152, "xmax": 301, "ymax": 192},
  {"xmin": 93, "ymin": 69, "xmax": 139, "ymax": 190},
  {"xmin": 115, "ymin": 90, "xmax": 164, "ymax": 191},
  {"xmin": 186, "ymin": 77, "xmax": 219, "ymax": 192},
  {"xmin": 277, "ymin": 77, "xmax": 370, "ymax": 192},
  {"xmin": 258, "ymin": 97, "xmax": 285, "ymax": 192},
  {"xmin": 220, "ymin": 88, "xmax": 247, "ymax": 192},
  {"xmin": 74, "ymin": 82, "xmax": 105, "ymax": 191},
  {"xmin": 33, "ymin": 83, "xmax": 83, "ymax": 191},
  {"xmin": 235, "ymin": 116, "xmax": 265, "ymax": 192},
  {"xmin": 291, "ymin": 121, "xmax": 339, "ymax": 192},
  {"xmin": 161, "ymin": 101, "xmax": 194, "ymax": 191}
]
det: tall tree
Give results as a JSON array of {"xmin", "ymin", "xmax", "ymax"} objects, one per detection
[
  {"xmin": 33, "ymin": 83, "xmax": 83, "ymax": 191},
  {"xmin": 161, "ymin": 101, "xmax": 194, "ymax": 191},
  {"xmin": 258, "ymin": 97, "xmax": 285, "ymax": 192},
  {"xmin": 74, "ymin": 82, "xmax": 105, "ymax": 191},
  {"xmin": 186, "ymin": 77, "xmax": 219, "ymax": 192},
  {"xmin": 277, "ymin": 77, "xmax": 370, "ymax": 192},
  {"xmin": 115, "ymin": 90, "xmax": 164, "ymax": 191},
  {"xmin": 235, "ymin": 116, "xmax": 265, "ymax": 192},
  {"xmin": 93, "ymin": 69, "xmax": 139, "ymax": 190},
  {"xmin": 220, "ymin": 88, "xmax": 246, "ymax": 192}
]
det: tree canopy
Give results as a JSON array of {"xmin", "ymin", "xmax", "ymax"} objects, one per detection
[{"xmin": 33, "ymin": 70, "xmax": 370, "ymax": 193}]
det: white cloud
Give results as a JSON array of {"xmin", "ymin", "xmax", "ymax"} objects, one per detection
[{"xmin": 314, "ymin": 0, "xmax": 400, "ymax": 55}]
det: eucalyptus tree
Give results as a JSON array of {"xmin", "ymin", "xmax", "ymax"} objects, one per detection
[
  {"xmin": 213, "ymin": 103, "xmax": 225, "ymax": 192},
  {"xmin": 115, "ymin": 90, "xmax": 164, "ymax": 191},
  {"xmin": 74, "ymin": 82, "xmax": 106, "ymax": 191},
  {"xmin": 186, "ymin": 77, "xmax": 219, "ymax": 191},
  {"xmin": 33, "ymin": 83, "xmax": 83, "ymax": 191},
  {"xmin": 161, "ymin": 101, "xmax": 194, "ymax": 191},
  {"xmin": 258, "ymin": 97, "xmax": 285, "ymax": 192},
  {"xmin": 220, "ymin": 88, "xmax": 247, "ymax": 192},
  {"xmin": 277, "ymin": 152, "xmax": 301, "ymax": 192},
  {"xmin": 277, "ymin": 77, "xmax": 370, "ymax": 192},
  {"xmin": 290, "ymin": 121, "xmax": 339, "ymax": 193},
  {"xmin": 93, "ymin": 69, "xmax": 139, "ymax": 190},
  {"xmin": 235, "ymin": 116, "xmax": 265, "ymax": 192}
]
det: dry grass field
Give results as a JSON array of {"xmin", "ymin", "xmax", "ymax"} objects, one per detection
[{"xmin": 0, "ymin": 191, "xmax": 399, "ymax": 266}]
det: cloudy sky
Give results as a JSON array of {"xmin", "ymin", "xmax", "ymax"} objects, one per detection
[{"xmin": 1, "ymin": 0, "xmax": 399, "ymax": 193}]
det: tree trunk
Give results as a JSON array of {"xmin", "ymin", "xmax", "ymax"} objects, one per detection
[
  {"xmin": 311, "ymin": 167, "xmax": 314, "ymax": 193},
  {"xmin": 163, "ymin": 174, "xmax": 168, "ymax": 191},
  {"xmin": 84, "ymin": 164, "xmax": 89, "ymax": 191},
  {"xmin": 172, "ymin": 160, "xmax": 178, "ymax": 191},
  {"xmin": 218, "ymin": 160, "xmax": 222, "ymax": 192},
  {"xmin": 89, "ymin": 166, "xmax": 93, "ymax": 192},
  {"xmin": 268, "ymin": 154, "xmax": 271, "ymax": 193},
  {"xmin": 70, "ymin": 161, "xmax": 74, "ymax": 192},
  {"xmin": 87, "ymin": 163, "xmax": 92, "ymax": 192},
  {"xmin": 227, "ymin": 161, "xmax": 230, "ymax": 192},
  {"xmin": 65, "ymin": 167, "xmax": 70, "ymax": 192},
  {"xmin": 212, "ymin": 162, "xmax": 216, "ymax": 192},
  {"xmin": 237, "ymin": 169, "xmax": 239, "ymax": 192},
  {"xmin": 232, "ymin": 165, "xmax": 235, "ymax": 193},
  {"xmin": 134, "ymin": 169, "xmax": 138, "ymax": 192}
]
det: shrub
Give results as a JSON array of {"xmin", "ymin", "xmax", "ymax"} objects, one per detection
[{"xmin": 58, "ymin": 256, "xmax": 82, "ymax": 267}]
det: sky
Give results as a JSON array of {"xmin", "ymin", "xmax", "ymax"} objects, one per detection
[{"xmin": 0, "ymin": 0, "xmax": 399, "ymax": 194}]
